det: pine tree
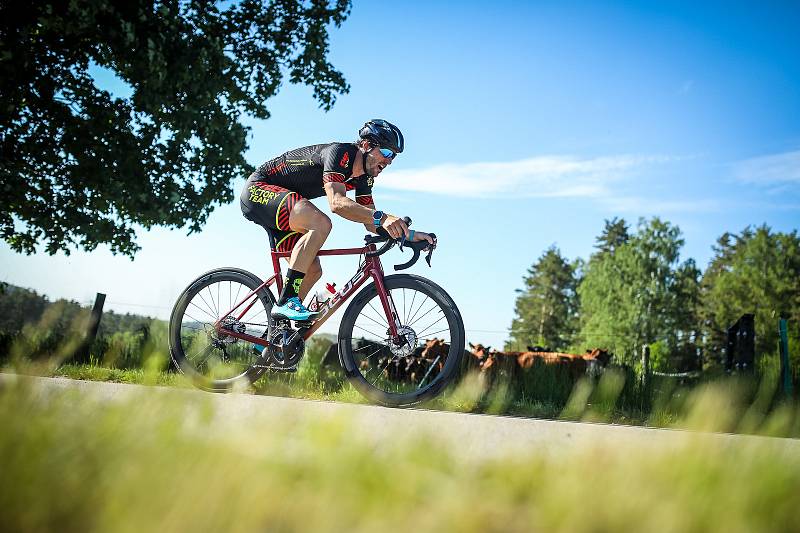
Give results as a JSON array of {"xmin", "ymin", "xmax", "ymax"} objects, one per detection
[
  {"xmin": 506, "ymin": 246, "xmax": 580, "ymax": 351},
  {"xmin": 594, "ymin": 217, "xmax": 630, "ymax": 255}
]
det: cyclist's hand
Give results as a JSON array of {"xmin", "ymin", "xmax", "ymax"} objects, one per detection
[
  {"xmin": 382, "ymin": 215, "xmax": 409, "ymax": 240},
  {"xmin": 412, "ymin": 231, "xmax": 436, "ymax": 246}
]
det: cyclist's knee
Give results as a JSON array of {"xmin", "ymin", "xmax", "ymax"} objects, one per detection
[
  {"xmin": 316, "ymin": 214, "xmax": 332, "ymax": 236},
  {"xmin": 307, "ymin": 213, "xmax": 332, "ymax": 239}
]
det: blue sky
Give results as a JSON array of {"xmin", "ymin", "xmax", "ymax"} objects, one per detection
[{"xmin": 2, "ymin": 1, "xmax": 799, "ymax": 347}]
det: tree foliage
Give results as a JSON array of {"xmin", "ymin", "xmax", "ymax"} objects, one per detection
[
  {"xmin": 0, "ymin": 0, "xmax": 351, "ymax": 256},
  {"xmin": 506, "ymin": 246, "xmax": 580, "ymax": 352},
  {"xmin": 576, "ymin": 218, "xmax": 700, "ymax": 368},
  {"xmin": 700, "ymin": 225, "xmax": 800, "ymax": 358}
]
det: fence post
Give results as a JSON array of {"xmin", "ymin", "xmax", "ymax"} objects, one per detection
[
  {"xmin": 641, "ymin": 344, "xmax": 650, "ymax": 388},
  {"xmin": 76, "ymin": 293, "xmax": 106, "ymax": 364},
  {"xmin": 779, "ymin": 319, "xmax": 793, "ymax": 397}
]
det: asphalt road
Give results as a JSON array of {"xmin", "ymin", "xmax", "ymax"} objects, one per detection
[{"xmin": 2, "ymin": 374, "xmax": 798, "ymax": 461}]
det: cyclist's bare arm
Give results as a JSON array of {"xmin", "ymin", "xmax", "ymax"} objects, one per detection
[{"xmin": 323, "ymin": 181, "xmax": 409, "ymax": 239}]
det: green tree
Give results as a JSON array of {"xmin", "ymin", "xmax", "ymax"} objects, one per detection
[
  {"xmin": 700, "ymin": 225, "xmax": 800, "ymax": 359},
  {"xmin": 507, "ymin": 245, "xmax": 580, "ymax": 351},
  {"xmin": 594, "ymin": 217, "xmax": 630, "ymax": 255},
  {"xmin": 577, "ymin": 217, "xmax": 699, "ymax": 368},
  {"xmin": 1, "ymin": 0, "xmax": 351, "ymax": 256}
]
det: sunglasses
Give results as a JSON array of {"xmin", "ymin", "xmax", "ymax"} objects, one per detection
[{"xmin": 378, "ymin": 147, "xmax": 397, "ymax": 160}]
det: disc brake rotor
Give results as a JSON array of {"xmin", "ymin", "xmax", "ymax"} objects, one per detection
[{"xmin": 387, "ymin": 325, "xmax": 418, "ymax": 357}]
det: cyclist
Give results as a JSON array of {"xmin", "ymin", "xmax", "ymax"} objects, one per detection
[{"xmin": 240, "ymin": 119, "xmax": 435, "ymax": 321}]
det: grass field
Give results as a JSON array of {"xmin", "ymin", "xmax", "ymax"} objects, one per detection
[
  {"xmin": 3, "ymin": 327, "xmax": 799, "ymax": 438},
  {"xmin": 1, "ymin": 376, "xmax": 798, "ymax": 533}
]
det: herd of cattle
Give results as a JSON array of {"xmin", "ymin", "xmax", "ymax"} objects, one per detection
[{"xmin": 322, "ymin": 338, "xmax": 612, "ymax": 384}]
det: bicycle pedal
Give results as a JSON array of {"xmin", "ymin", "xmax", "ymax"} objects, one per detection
[{"xmin": 294, "ymin": 320, "xmax": 314, "ymax": 328}]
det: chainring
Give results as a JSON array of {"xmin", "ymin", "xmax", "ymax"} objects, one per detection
[{"xmin": 254, "ymin": 322, "xmax": 306, "ymax": 370}]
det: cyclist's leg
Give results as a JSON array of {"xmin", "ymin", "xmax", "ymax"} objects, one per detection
[
  {"xmin": 280, "ymin": 255, "xmax": 321, "ymax": 301},
  {"xmin": 282, "ymin": 199, "xmax": 330, "ymax": 301},
  {"xmin": 286, "ymin": 199, "xmax": 331, "ymax": 273},
  {"xmin": 300, "ymin": 257, "xmax": 322, "ymax": 301}
]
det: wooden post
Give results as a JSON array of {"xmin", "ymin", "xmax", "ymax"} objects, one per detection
[
  {"xmin": 641, "ymin": 344, "xmax": 650, "ymax": 388},
  {"xmin": 779, "ymin": 319, "xmax": 793, "ymax": 397},
  {"xmin": 76, "ymin": 293, "xmax": 106, "ymax": 363}
]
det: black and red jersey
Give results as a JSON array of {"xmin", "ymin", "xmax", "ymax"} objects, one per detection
[{"xmin": 251, "ymin": 142, "xmax": 374, "ymax": 206}]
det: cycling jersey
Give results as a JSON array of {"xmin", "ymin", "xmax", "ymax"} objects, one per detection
[
  {"xmin": 252, "ymin": 142, "xmax": 374, "ymax": 206},
  {"xmin": 240, "ymin": 142, "xmax": 376, "ymax": 252}
]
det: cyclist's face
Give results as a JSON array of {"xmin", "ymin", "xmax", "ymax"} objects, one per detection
[{"xmin": 366, "ymin": 144, "xmax": 393, "ymax": 176}]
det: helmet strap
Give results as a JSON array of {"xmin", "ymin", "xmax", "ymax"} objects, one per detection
[{"xmin": 362, "ymin": 144, "xmax": 373, "ymax": 178}]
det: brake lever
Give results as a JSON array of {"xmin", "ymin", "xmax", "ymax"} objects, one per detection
[{"xmin": 424, "ymin": 233, "xmax": 437, "ymax": 267}]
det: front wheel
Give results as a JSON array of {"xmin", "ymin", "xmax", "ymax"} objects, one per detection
[{"xmin": 338, "ymin": 274, "xmax": 465, "ymax": 407}]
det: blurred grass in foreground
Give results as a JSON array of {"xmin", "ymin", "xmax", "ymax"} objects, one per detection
[{"xmin": 1, "ymin": 378, "xmax": 799, "ymax": 533}]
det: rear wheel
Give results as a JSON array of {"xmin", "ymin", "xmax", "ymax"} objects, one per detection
[
  {"xmin": 338, "ymin": 274, "xmax": 465, "ymax": 407},
  {"xmin": 168, "ymin": 268, "xmax": 274, "ymax": 392}
]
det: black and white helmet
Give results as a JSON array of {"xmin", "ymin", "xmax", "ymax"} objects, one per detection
[{"xmin": 358, "ymin": 119, "xmax": 404, "ymax": 154}]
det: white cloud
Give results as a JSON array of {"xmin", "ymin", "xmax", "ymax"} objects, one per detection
[
  {"xmin": 602, "ymin": 196, "xmax": 721, "ymax": 214},
  {"xmin": 379, "ymin": 154, "xmax": 675, "ymax": 199},
  {"xmin": 734, "ymin": 149, "xmax": 800, "ymax": 185}
]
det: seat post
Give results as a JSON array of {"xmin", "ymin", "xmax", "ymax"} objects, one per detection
[{"xmin": 270, "ymin": 249, "xmax": 284, "ymax": 295}]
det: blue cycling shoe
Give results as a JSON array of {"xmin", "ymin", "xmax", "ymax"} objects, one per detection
[{"xmin": 270, "ymin": 296, "xmax": 319, "ymax": 321}]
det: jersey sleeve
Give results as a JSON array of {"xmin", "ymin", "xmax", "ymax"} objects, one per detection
[
  {"xmin": 355, "ymin": 175, "xmax": 374, "ymax": 206},
  {"xmin": 321, "ymin": 143, "xmax": 356, "ymax": 185}
]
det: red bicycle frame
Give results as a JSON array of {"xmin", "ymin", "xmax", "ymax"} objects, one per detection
[{"xmin": 213, "ymin": 243, "xmax": 402, "ymax": 347}]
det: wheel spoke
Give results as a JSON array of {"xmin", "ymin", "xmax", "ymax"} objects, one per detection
[
  {"xmin": 233, "ymin": 282, "xmax": 243, "ymax": 310},
  {"xmin": 407, "ymin": 295, "xmax": 430, "ymax": 326},
  {"xmin": 407, "ymin": 290, "xmax": 417, "ymax": 325},
  {"xmin": 359, "ymin": 309, "xmax": 389, "ymax": 330},
  {"xmin": 370, "ymin": 356, "xmax": 395, "ymax": 386},
  {"xmin": 418, "ymin": 327, "xmax": 451, "ymax": 339},
  {"xmin": 414, "ymin": 315, "xmax": 447, "ymax": 337},
  {"xmin": 188, "ymin": 345, "xmax": 214, "ymax": 365},
  {"xmin": 353, "ymin": 323, "xmax": 384, "ymax": 339},
  {"xmin": 195, "ymin": 292, "xmax": 218, "ymax": 321},
  {"xmin": 365, "ymin": 301, "xmax": 389, "ymax": 327},
  {"xmin": 408, "ymin": 304, "xmax": 440, "ymax": 329},
  {"xmin": 358, "ymin": 346, "xmax": 386, "ymax": 370},
  {"xmin": 188, "ymin": 301, "xmax": 217, "ymax": 322},
  {"xmin": 417, "ymin": 355, "xmax": 442, "ymax": 389}
]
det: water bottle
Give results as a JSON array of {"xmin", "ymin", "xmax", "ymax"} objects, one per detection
[{"xmin": 308, "ymin": 282, "xmax": 336, "ymax": 312}]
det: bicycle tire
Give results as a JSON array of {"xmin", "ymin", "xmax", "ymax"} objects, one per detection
[
  {"xmin": 338, "ymin": 274, "xmax": 465, "ymax": 407},
  {"xmin": 169, "ymin": 268, "xmax": 275, "ymax": 392}
]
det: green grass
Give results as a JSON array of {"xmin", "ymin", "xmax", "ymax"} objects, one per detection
[
  {"xmin": 4, "ymin": 332, "xmax": 798, "ymax": 437},
  {"xmin": 1, "ymin": 378, "xmax": 799, "ymax": 532}
]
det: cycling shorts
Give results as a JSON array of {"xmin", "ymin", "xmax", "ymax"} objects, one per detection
[{"xmin": 240, "ymin": 176, "xmax": 303, "ymax": 253}]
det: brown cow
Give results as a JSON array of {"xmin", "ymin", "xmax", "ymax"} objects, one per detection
[
  {"xmin": 484, "ymin": 348, "xmax": 519, "ymax": 381},
  {"xmin": 466, "ymin": 342, "xmax": 492, "ymax": 370}
]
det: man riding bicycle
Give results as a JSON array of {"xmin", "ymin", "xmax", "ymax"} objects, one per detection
[{"xmin": 240, "ymin": 119, "xmax": 435, "ymax": 322}]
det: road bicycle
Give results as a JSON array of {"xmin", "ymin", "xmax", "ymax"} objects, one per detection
[{"xmin": 168, "ymin": 219, "xmax": 465, "ymax": 407}]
